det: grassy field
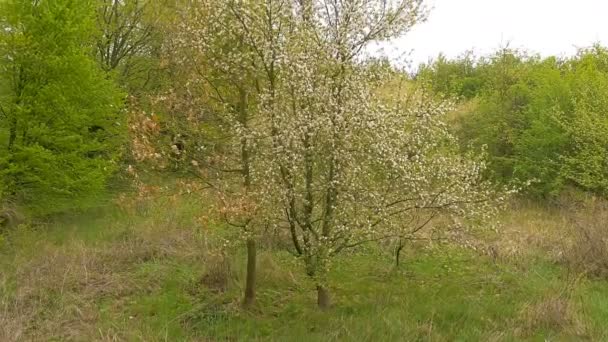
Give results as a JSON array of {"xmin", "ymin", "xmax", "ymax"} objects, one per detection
[{"xmin": 1, "ymin": 193, "xmax": 608, "ymax": 341}]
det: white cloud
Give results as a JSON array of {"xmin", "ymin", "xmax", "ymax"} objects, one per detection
[{"xmin": 381, "ymin": 0, "xmax": 608, "ymax": 67}]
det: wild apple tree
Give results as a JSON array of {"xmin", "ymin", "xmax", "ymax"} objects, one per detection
[
  {"xmin": 252, "ymin": 0, "xmax": 503, "ymax": 309},
  {"xmin": 165, "ymin": 0, "xmax": 504, "ymax": 310},
  {"xmin": 165, "ymin": 0, "xmax": 291, "ymax": 307}
]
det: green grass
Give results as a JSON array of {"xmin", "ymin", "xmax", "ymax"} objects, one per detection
[{"xmin": 1, "ymin": 197, "xmax": 608, "ymax": 341}]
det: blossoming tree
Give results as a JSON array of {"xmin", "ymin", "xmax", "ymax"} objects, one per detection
[
  {"xmin": 165, "ymin": 0, "xmax": 291, "ymax": 307},
  {"xmin": 165, "ymin": 0, "xmax": 504, "ymax": 310},
  {"xmin": 253, "ymin": 0, "xmax": 502, "ymax": 309}
]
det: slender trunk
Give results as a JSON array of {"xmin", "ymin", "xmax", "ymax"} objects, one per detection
[
  {"xmin": 316, "ymin": 284, "xmax": 330, "ymax": 310},
  {"xmin": 243, "ymin": 238, "xmax": 257, "ymax": 307},
  {"xmin": 9, "ymin": 68, "xmax": 25, "ymax": 151},
  {"xmin": 237, "ymin": 88, "xmax": 257, "ymax": 309},
  {"xmin": 7, "ymin": 117, "xmax": 17, "ymax": 151},
  {"xmin": 395, "ymin": 239, "xmax": 405, "ymax": 268}
]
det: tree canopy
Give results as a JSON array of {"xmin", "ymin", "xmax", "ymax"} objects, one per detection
[{"xmin": 0, "ymin": 0, "xmax": 125, "ymax": 215}]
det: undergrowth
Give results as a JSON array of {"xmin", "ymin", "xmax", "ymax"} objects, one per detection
[{"xmin": 1, "ymin": 195, "xmax": 608, "ymax": 341}]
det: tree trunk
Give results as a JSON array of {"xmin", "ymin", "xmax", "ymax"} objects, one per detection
[
  {"xmin": 8, "ymin": 116, "xmax": 17, "ymax": 151},
  {"xmin": 316, "ymin": 285, "xmax": 330, "ymax": 310},
  {"xmin": 237, "ymin": 87, "xmax": 256, "ymax": 309},
  {"xmin": 243, "ymin": 238, "xmax": 257, "ymax": 308},
  {"xmin": 395, "ymin": 239, "xmax": 405, "ymax": 268}
]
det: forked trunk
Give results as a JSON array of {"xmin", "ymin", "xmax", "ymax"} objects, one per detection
[
  {"xmin": 243, "ymin": 238, "xmax": 257, "ymax": 308},
  {"xmin": 316, "ymin": 285, "xmax": 330, "ymax": 310}
]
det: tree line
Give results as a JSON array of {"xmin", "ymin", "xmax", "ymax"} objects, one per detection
[{"xmin": 416, "ymin": 46, "xmax": 608, "ymax": 198}]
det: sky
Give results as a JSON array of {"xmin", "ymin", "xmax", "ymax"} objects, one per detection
[{"xmin": 380, "ymin": 0, "xmax": 608, "ymax": 68}]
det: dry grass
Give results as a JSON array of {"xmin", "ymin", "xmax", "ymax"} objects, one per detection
[
  {"xmin": 563, "ymin": 203, "xmax": 608, "ymax": 278},
  {"xmin": 0, "ymin": 201, "xmax": 217, "ymax": 341},
  {"xmin": 0, "ymin": 273, "xmax": 26, "ymax": 342},
  {"xmin": 488, "ymin": 200, "xmax": 571, "ymax": 263},
  {"xmin": 198, "ymin": 253, "xmax": 232, "ymax": 293},
  {"xmin": 2, "ymin": 192, "xmax": 608, "ymax": 341},
  {"xmin": 518, "ymin": 295, "xmax": 585, "ymax": 336},
  {"xmin": 517, "ymin": 275, "xmax": 589, "ymax": 338},
  {"xmin": 2, "ymin": 245, "xmax": 130, "ymax": 340},
  {"xmin": 0, "ymin": 204, "xmax": 23, "ymax": 230},
  {"xmin": 487, "ymin": 196, "xmax": 608, "ymax": 280}
]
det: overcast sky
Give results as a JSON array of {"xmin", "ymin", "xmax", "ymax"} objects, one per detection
[{"xmin": 381, "ymin": 0, "xmax": 608, "ymax": 68}]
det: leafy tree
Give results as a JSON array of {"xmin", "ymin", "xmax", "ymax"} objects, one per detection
[
  {"xmin": 0, "ymin": 0, "xmax": 125, "ymax": 216},
  {"xmin": 510, "ymin": 57, "xmax": 570, "ymax": 196},
  {"xmin": 443, "ymin": 50, "xmax": 568, "ymax": 196},
  {"xmin": 416, "ymin": 51, "xmax": 484, "ymax": 99},
  {"xmin": 560, "ymin": 47, "xmax": 608, "ymax": 194},
  {"xmin": 162, "ymin": 0, "xmax": 280, "ymax": 308},
  {"xmin": 454, "ymin": 50, "xmax": 529, "ymax": 180},
  {"xmin": 95, "ymin": 0, "xmax": 171, "ymax": 94}
]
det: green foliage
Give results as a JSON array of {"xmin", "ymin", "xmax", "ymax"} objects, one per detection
[
  {"xmin": 460, "ymin": 51, "xmax": 569, "ymax": 195},
  {"xmin": 416, "ymin": 52, "xmax": 485, "ymax": 99},
  {"xmin": 0, "ymin": 0, "xmax": 125, "ymax": 216},
  {"xmin": 95, "ymin": 0, "xmax": 171, "ymax": 94},
  {"xmin": 560, "ymin": 48, "xmax": 608, "ymax": 194},
  {"xmin": 420, "ymin": 46, "xmax": 608, "ymax": 198}
]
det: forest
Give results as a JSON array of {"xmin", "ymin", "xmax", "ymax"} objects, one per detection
[{"xmin": 1, "ymin": 0, "xmax": 608, "ymax": 340}]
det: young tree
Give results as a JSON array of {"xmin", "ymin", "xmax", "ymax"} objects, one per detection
[
  {"xmin": 258, "ymin": 18, "xmax": 500, "ymax": 308},
  {"xmin": 163, "ymin": 0, "xmax": 283, "ymax": 307},
  {"xmin": 0, "ymin": 0, "xmax": 125, "ymax": 216},
  {"xmin": 195, "ymin": 0, "xmax": 496, "ymax": 309},
  {"xmin": 165, "ymin": 0, "xmax": 501, "ymax": 310}
]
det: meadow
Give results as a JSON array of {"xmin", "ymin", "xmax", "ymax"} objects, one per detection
[{"xmin": 2, "ymin": 190, "xmax": 607, "ymax": 341}]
